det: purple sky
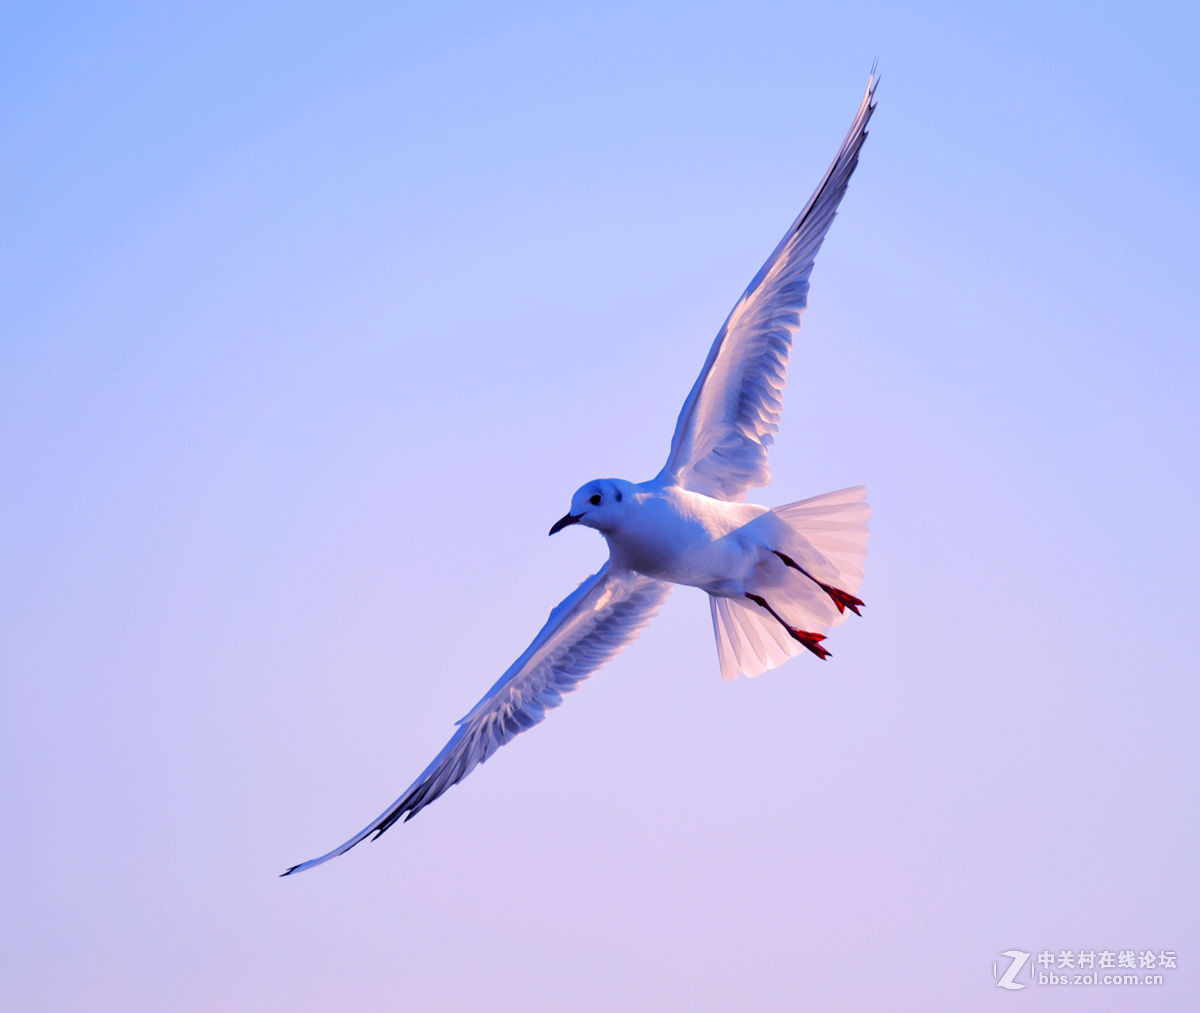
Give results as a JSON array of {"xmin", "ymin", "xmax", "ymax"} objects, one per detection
[{"xmin": 3, "ymin": 2, "xmax": 1197, "ymax": 1009}]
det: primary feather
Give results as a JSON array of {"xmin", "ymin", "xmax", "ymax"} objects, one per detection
[
  {"xmin": 282, "ymin": 567, "xmax": 669, "ymax": 875},
  {"xmin": 658, "ymin": 73, "xmax": 876, "ymax": 500}
]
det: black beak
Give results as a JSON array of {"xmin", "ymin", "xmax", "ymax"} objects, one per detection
[{"xmin": 549, "ymin": 513, "xmax": 583, "ymax": 536}]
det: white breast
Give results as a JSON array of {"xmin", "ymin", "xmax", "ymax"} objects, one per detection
[{"xmin": 606, "ymin": 485, "xmax": 769, "ymax": 590}]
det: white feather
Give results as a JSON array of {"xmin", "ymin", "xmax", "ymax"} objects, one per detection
[
  {"xmin": 658, "ymin": 74, "xmax": 877, "ymax": 501},
  {"xmin": 282, "ymin": 566, "xmax": 669, "ymax": 875}
]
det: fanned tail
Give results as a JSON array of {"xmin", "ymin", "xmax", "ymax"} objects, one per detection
[{"xmin": 710, "ymin": 486, "xmax": 869, "ymax": 680}]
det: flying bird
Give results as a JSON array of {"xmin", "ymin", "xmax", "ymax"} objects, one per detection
[{"xmin": 283, "ymin": 74, "xmax": 876, "ymax": 875}]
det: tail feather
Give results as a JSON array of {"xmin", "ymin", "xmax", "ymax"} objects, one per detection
[
  {"xmin": 712, "ymin": 595, "xmax": 799, "ymax": 680},
  {"xmin": 772, "ymin": 485, "xmax": 869, "ymax": 589},
  {"xmin": 710, "ymin": 485, "xmax": 870, "ymax": 680}
]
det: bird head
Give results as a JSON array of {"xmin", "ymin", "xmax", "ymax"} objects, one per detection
[{"xmin": 549, "ymin": 479, "xmax": 633, "ymax": 536}]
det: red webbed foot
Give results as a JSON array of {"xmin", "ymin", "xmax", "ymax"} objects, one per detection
[
  {"xmin": 788, "ymin": 628, "xmax": 831, "ymax": 660},
  {"xmin": 819, "ymin": 583, "xmax": 865, "ymax": 616}
]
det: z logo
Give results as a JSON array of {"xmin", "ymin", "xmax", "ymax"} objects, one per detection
[{"xmin": 994, "ymin": 949, "xmax": 1031, "ymax": 990}]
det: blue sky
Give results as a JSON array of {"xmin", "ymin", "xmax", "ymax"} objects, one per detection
[{"xmin": 3, "ymin": 2, "xmax": 1198, "ymax": 1010}]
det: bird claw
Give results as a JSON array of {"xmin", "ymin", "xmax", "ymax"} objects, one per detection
[
  {"xmin": 819, "ymin": 583, "xmax": 865, "ymax": 616},
  {"xmin": 788, "ymin": 628, "xmax": 831, "ymax": 660}
]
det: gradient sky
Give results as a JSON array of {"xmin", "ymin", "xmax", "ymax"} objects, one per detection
[{"xmin": 3, "ymin": 2, "xmax": 1198, "ymax": 1010}]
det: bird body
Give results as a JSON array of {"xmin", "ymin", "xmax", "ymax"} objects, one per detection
[
  {"xmin": 588, "ymin": 481, "xmax": 770, "ymax": 590},
  {"xmin": 283, "ymin": 72, "xmax": 877, "ymax": 876},
  {"xmin": 554, "ymin": 476, "xmax": 868, "ymax": 675}
]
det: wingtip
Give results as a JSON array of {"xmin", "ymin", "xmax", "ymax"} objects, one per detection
[
  {"xmin": 864, "ymin": 62, "xmax": 880, "ymax": 111},
  {"xmin": 279, "ymin": 849, "xmax": 347, "ymax": 877}
]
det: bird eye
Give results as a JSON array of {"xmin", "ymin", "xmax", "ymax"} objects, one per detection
[{"xmin": 589, "ymin": 494, "xmax": 602, "ymax": 506}]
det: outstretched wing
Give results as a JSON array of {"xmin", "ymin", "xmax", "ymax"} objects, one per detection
[
  {"xmin": 282, "ymin": 565, "xmax": 670, "ymax": 875},
  {"xmin": 657, "ymin": 73, "xmax": 877, "ymax": 501}
]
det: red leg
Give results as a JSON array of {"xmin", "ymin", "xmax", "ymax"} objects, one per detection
[
  {"xmin": 773, "ymin": 551, "xmax": 864, "ymax": 616},
  {"xmin": 745, "ymin": 593, "xmax": 832, "ymax": 660}
]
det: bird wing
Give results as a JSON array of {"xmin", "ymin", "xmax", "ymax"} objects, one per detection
[
  {"xmin": 656, "ymin": 73, "xmax": 877, "ymax": 501},
  {"xmin": 282, "ymin": 564, "xmax": 670, "ymax": 875}
]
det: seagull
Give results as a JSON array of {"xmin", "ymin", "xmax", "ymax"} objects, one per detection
[{"xmin": 283, "ymin": 73, "xmax": 876, "ymax": 876}]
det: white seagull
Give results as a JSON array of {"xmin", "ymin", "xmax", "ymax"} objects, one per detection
[{"xmin": 283, "ymin": 74, "xmax": 876, "ymax": 876}]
